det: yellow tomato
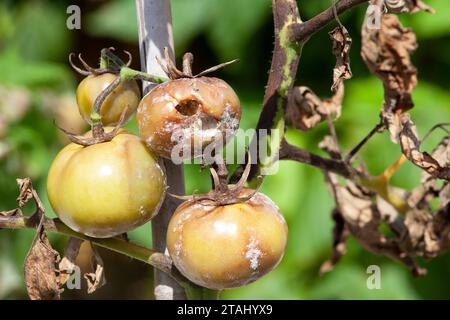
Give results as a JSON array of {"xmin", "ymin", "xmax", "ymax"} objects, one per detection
[
  {"xmin": 47, "ymin": 128, "xmax": 166, "ymax": 238},
  {"xmin": 76, "ymin": 73, "xmax": 140, "ymax": 125},
  {"xmin": 167, "ymin": 189, "xmax": 288, "ymax": 289}
]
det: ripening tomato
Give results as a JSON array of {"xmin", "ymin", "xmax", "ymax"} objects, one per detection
[
  {"xmin": 136, "ymin": 77, "xmax": 241, "ymax": 159},
  {"xmin": 47, "ymin": 128, "xmax": 166, "ymax": 238},
  {"xmin": 76, "ymin": 73, "xmax": 140, "ymax": 125},
  {"xmin": 167, "ymin": 189, "xmax": 287, "ymax": 289}
]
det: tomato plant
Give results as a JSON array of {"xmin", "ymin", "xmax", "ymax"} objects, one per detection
[{"xmin": 0, "ymin": 0, "xmax": 448, "ymax": 303}]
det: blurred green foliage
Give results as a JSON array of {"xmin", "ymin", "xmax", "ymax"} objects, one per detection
[{"xmin": 0, "ymin": 0, "xmax": 449, "ymax": 299}]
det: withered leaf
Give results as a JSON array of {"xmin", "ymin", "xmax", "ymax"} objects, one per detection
[
  {"xmin": 319, "ymin": 208, "xmax": 348, "ymax": 275},
  {"xmin": 440, "ymin": 183, "xmax": 450, "ymax": 208},
  {"xmin": 361, "ymin": 14, "xmax": 417, "ymax": 121},
  {"xmin": 430, "ymin": 135, "xmax": 450, "ymax": 168},
  {"xmin": 335, "ymin": 180, "xmax": 426, "ymax": 275},
  {"xmin": 24, "ymin": 217, "xmax": 62, "ymax": 300},
  {"xmin": 84, "ymin": 242, "xmax": 106, "ymax": 294},
  {"xmin": 360, "ymin": 13, "xmax": 448, "ymax": 180},
  {"xmin": 285, "ymin": 23, "xmax": 350, "ymax": 132},
  {"xmin": 59, "ymin": 237, "xmax": 83, "ymax": 286},
  {"xmin": 0, "ymin": 178, "xmax": 38, "ymax": 217},
  {"xmin": 329, "ymin": 26, "xmax": 352, "ymax": 92},
  {"xmin": 16, "ymin": 178, "xmax": 33, "ymax": 208},
  {"xmin": 399, "ymin": 114, "xmax": 450, "ymax": 180},
  {"xmin": 417, "ymin": 135, "xmax": 449, "ymax": 203},
  {"xmin": 286, "ymin": 85, "xmax": 343, "ymax": 131}
]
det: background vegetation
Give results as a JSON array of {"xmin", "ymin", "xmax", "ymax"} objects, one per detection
[{"xmin": 0, "ymin": 0, "xmax": 449, "ymax": 299}]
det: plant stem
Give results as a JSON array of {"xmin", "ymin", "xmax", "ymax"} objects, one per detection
[
  {"xmin": 234, "ymin": 0, "xmax": 303, "ymax": 183},
  {"xmin": 0, "ymin": 215, "xmax": 185, "ymax": 282},
  {"xmin": 99, "ymin": 49, "xmax": 109, "ymax": 69},
  {"xmin": 91, "ymin": 76, "xmax": 121, "ymax": 118},
  {"xmin": 183, "ymin": 285, "xmax": 204, "ymax": 300},
  {"xmin": 289, "ymin": 0, "xmax": 368, "ymax": 42},
  {"xmin": 202, "ymin": 288, "xmax": 221, "ymax": 300},
  {"xmin": 120, "ymin": 67, "xmax": 168, "ymax": 84}
]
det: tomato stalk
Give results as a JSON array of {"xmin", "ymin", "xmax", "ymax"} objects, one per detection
[{"xmin": 0, "ymin": 215, "xmax": 189, "ymax": 282}]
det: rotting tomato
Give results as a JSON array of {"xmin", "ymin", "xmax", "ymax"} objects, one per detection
[
  {"xmin": 47, "ymin": 128, "xmax": 166, "ymax": 238},
  {"xmin": 137, "ymin": 77, "xmax": 241, "ymax": 160},
  {"xmin": 167, "ymin": 188, "xmax": 288, "ymax": 290},
  {"xmin": 136, "ymin": 49, "xmax": 241, "ymax": 160},
  {"xmin": 76, "ymin": 73, "xmax": 140, "ymax": 125}
]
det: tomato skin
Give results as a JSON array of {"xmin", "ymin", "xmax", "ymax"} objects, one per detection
[
  {"xmin": 136, "ymin": 77, "xmax": 241, "ymax": 159},
  {"xmin": 47, "ymin": 128, "xmax": 166, "ymax": 238},
  {"xmin": 166, "ymin": 189, "xmax": 287, "ymax": 289},
  {"xmin": 76, "ymin": 73, "xmax": 140, "ymax": 125}
]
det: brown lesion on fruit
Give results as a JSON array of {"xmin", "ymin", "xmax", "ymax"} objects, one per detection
[
  {"xmin": 175, "ymin": 99, "xmax": 200, "ymax": 116},
  {"xmin": 139, "ymin": 75, "xmax": 240, "ymax": 159}
]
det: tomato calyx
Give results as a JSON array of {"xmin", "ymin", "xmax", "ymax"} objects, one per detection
[
  {"xmin": 55, "ymin": 109, "xmax": 128, "ymax": 146},
  {"xmin": 69, "ymin": 47, "xmax": 131, "ymax": 77},
  {"xmin": 158, "ymin": 47, "xmax": 239, "ymax": 80},
  {"xmin": 171, "ymin": 155, "xmax": 262, "ymax": 206}
]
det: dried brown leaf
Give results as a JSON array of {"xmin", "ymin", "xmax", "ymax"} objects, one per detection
[
  {"xmin": 286, "ymin": 24, "xmax": 350, "ymax": 132},
  {"xmin": 318, "ymin": 134, "xmax": 428, "ymax": 274},
  {"xmin": 13, "ymin": 177, "xmax": 45, "ymax": 219},
  {"xmin": 59, "ymin": 237, "xmax": 83, "ymax": 286},
  {"xmin": 84, "ymin": 243, "xmax": 106, "ymax": 294},
  {"xmin": 399, "ymin": 114, "xmax": 450, "ymax": 180},
  {"xmin": 24, "ymin": 217, "xmax": 62, "ymax": 300},
  {"xmin": 319, "ymin": 208, "xmax": 348, "ymax": 275},
  {"xmin": 286, "ymin": 85, "xmax": 343, "ymax": 131},
  {"xmin": 361, "ymin": 13, "xmax": 449, "ymax": 181},
  {"xmin": 408, "ymin": 135, "xmax": 449, "ymax": 210},
  {"xmin": 439, "ymin": 183, "xmax": 450, "ymax": 209},
  {"xmin": 361, "ymin": 14, "xmax": 417, "ymax": 141},
  {"xmin": 337, "ymin": 183, "xmax": 426, "ymax": 275},
  {"xmin": 329, "ymin": 26, "xmax": 352, "ymax": 92},
  {"xmin": 430, "ymin": 136, "xmax": 450, "ymax": 168},
  {"xmin": 16, "ymin": 178, "xmax": 33, "ymax": 208}
]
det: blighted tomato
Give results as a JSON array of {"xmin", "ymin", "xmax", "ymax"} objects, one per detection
[
  {"xmin": 136, "ymin": 77, "xmax": 241, "ymax": 159},
  {"xmin": 76, "ymin": 73, "xmax": 140, "ymax": 125},
  {"xmin": 167, "ymin": 189, "xmax": 287, "ymax": 289},
  {"xmin": 47, "ymin": 128, "xmax": 165, "ymax": 238}
]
